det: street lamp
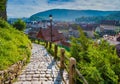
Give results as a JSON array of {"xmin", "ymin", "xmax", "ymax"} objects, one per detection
[
  {"xmin": 49, "ymin": 14, "xmax": 53, "ymax": 49},
  {"xmin": 49, "ymin": 14, "xmax": 52, "ymax": 42},
  {"xmin": 49, "ymin": 14, "xmax": 52, "ymax": 21}
]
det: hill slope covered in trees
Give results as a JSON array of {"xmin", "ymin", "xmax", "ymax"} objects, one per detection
[{"xmin": 30, "ymin": 9, "xmax": 119, "ymax": 21}]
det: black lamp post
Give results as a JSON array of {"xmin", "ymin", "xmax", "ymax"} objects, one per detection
[
  {"xmin": 49, "ymin": 14, "xmax": 52, "ymax": 49},
  {"xmin": 49, "ymin": 14, "xmax": 52, "ymax": 42}
]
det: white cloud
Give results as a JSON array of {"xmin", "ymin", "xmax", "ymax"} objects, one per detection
[{"xmin": 7, "ymin": 0, "xmax": 120, "ymax": 18}]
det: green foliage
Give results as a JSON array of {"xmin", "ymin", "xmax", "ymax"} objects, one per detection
[
  {"xmin": 58, "ymin": 45, "xmax": 70, "ymax": 52},
  {"xmin": 0, "ymin": 0, "xmax": 7, "ymax": 20},
  {"xmin": 75, "ymin": 16, "xmax": 105, "ymax": 23},
  {"xmin": 115, "ymin": 27, "xmax": 120, "ymax": 34},
  {"xmin": 13, "ymin": 19, "xmax": 26, "ymax": 31},
  {"xmin": 0, "ymin": 19, "xmax": 31, "ymax": 70},
  {"xmin": 75, "ymin": 12, "xmax": 120, "ymax": 23},
  {"xmin": 70, "ymin": 26, "xmax": 120, "ymax": 83},
  {"xmin": 106, "ymin": 12, "xmax": 120, "ymax": 21},
  {"xmin": 37, "ymin": 41, "xmax": 70, "ymax": 60},
  {"xmin": 0, "ymin": 18, "xmax": 10, "ymax": 28},
  {"xmin": 94, "ymin": 32, "xmax": 101, "ymax": 39},
  {"xmin": 71, "ymin": 26, "xmax": 89, "ymax": 62},
  {"xmin": 0, "ymin": 0, "xmax": 7, "ymax": 10},
  {"xmin": 30, "ymin": 16, "xmax": 45, "ymax": 21}
]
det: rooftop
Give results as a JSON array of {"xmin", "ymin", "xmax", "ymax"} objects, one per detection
[
  {"xmin": 101, "ymin": 20, "xmax": 120, "ymax": 26},
  {"xmin": 37, "ymin": 28, "xmax": 66, "ymax": 42}
]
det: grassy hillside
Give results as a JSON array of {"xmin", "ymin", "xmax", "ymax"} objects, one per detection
[{"xmin": 0, "ymin": 19, "xmax": 31, "ymax": 70}]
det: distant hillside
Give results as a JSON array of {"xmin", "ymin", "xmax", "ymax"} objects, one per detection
[
  {"xmin": 29, "ymin": 9, "xmax": 119, "ymax": 21},
  {"xmin": 75, "ymin": 11, "xmax": 120, "ymax": 23},
  {"xmin": 106, "ymin": 11, "xmax": 120, "ymax": 20}
]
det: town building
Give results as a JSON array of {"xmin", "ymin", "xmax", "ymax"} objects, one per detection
[
  {"xmin": 80, "ymin": 23, "xmax": 98, "ymax": 38},
  {"xmin": 96, "ymin": 20, "xmax": 120, "ymax": 36},
  {"xmin": 26, "ymin": 20, "xmax": 50, "ymax": 29}
]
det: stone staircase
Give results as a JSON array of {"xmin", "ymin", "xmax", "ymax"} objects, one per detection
[{"xmin": 13, "ymin": 43, "xmax": 68, "ymax": 84}]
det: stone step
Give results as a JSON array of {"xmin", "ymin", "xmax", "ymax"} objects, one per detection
[{"xmin": 13, "ymin": 43, "xmax": 68, "ymax": 84}]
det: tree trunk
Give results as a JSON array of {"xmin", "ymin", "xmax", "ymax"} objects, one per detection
[{"xmin": 0, "ymin": 0, "xmax": 7, "ymax": 20}]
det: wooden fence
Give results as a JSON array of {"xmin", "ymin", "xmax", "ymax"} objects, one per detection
[{"xmin": 29, "ymin": 37, "xmax": 88, "ymax": 84}]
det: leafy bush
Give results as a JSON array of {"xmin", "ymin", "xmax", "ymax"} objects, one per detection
[
  {"xmin": 0, "ymin": 18, "xmax": 11, "ymax": 28},
  {"xmin": 13, "ymin": 19, "xmax": 26, "ymax": 31},
  {"xmin": 0, "ymin": 19, "xmax": 31, "ymax": 70},
  {"xmin": 70, "ymin": 26, "xmax": 120, "ymax": 83}
]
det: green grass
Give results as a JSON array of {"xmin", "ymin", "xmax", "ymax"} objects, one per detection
[
  {"xmin": 0, "ymin": 19, "xmax": 31, "ymax": 70},
  {"xmin": 33, "ymin": 39, "xmax": 71, "ymax": 59},
  {"xmin": 42, "ymin": 42, "xmax": 71, "ymax": 60}
]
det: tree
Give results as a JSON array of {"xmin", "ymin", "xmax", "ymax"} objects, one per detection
[
  {"xmin": 71, "ymin": 26, "xmax": 89, "ymax": 62},
  {"xmin": 0, "ymin": 0, "xmax": 7, "ymax": 20},
  {"xmin": 70, "ymin": 26, "xmax": 120, "ymax": 83},
  {"xmin": 13, "ymin": 19, "xmax": 26, "ymax": 31},
  {"xmin": 115, "ymin": 27, "xmax": 120, "ymax": 34}
]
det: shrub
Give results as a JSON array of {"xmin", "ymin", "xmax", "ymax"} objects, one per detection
[
  {"xmin": 13, "ymin": 19, "xmax": 26, "ymax": 31},
  {"xmin": 70, "ymin": 26, "xmax": 120, "ymax": 83}
]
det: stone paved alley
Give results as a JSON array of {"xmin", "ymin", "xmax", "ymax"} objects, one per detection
[{"xmin": 13, "ymin": 43, "xmax": 68, "ymax": 84}]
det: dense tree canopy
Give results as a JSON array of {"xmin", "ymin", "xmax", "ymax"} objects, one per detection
[
  {"xmin": 70, "ymin": 26, "xmax": 120, "ymax": 83},
  {"xmin": 0, "ymin": 0, "xmax": 7, "ymax": 20},
  {"xmin": 13, "ymin": 19, "xmax": 26, "ymax": 31}
]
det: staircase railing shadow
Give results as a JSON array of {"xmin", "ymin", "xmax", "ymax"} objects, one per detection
[{"xmin": 54, "ymin": 69, "xmax": 64, "ymax": 84}]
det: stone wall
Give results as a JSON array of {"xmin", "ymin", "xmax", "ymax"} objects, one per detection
[{"xmin": 0, "ymin": 58, "xmax": 27, "ymax": 84}]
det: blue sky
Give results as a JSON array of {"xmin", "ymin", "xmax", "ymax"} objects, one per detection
[{"xmin": 7, "ymin": 0, "xmax": 120, "ymax": 18}]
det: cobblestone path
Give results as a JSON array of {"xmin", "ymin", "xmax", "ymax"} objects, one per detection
[{"xmin": 13, "ymin": 44, "xmax": 68, "ymax": 84}]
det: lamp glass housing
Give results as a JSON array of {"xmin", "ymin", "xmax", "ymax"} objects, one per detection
[{"xmin": 49, "ymin": 15, "xmax": 52, "ymax": 20}]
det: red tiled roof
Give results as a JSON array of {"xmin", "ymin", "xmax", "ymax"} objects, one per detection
[{"xmin": 36, "ymin": 28, "xmax": 66, "ymax": 42}]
